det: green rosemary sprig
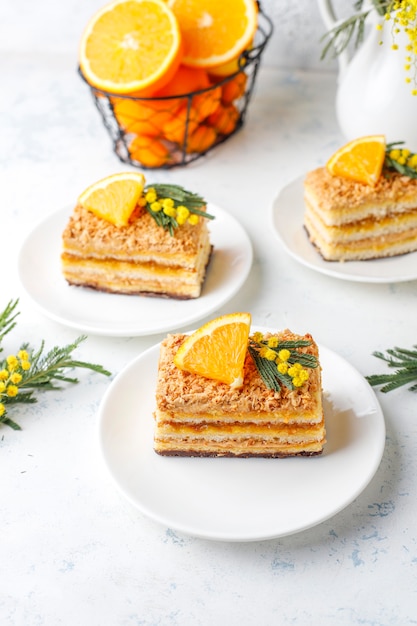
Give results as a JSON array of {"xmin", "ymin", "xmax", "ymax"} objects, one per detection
[
  {"xmin": 248, "ymin": 336, "xmax": 318, "ymax": 392},
  {"xmin": 0, "ymin": 299, "xmax": 111, "ymax": 430},
  {"xmin": 320, "ymin": 1, "xmax": 392, "ymax": 60},
  {"xmin": 0, "ymin": 299, "xmax": 19, "ymax": 350},
  {"xmin": 143, "ymin": 183, "xmax": 214, "ymax": 236},
  {"xmin": 366, "ymin": 345, "xmax": 417, "ymax": 392},
  {"xmin": 384, "ymin": 141, "xmax": 417, "ymax": 179}
]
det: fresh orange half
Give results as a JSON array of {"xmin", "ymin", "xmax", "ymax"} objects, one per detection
[
  {"xmin": 173, "ymin": 312, "xmax": 252, "ymax": 388},
  {"xmin": 168, "ymin": 0, "xmax": 258, "ymax": 68},
  {"xmin": 326, "ymin": 135, "xmax": 386, "ymax": 186},
  {"xmin": 79, "ymin": 0, "xmax": 183, "ymax": 95},
  {"xmin": 78, "ymin": 172, "xmax": 146, "ymax": 226}
]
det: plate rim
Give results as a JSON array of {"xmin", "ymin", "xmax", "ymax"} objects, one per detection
[
  {"xmin": 18, "ymin": 203, "xmax": 253, "ymax": 337},
  {"xmin": 271, "ymin": 174, "xmax": 417, "ymax": 284},
  {"xmin": 97, "ymin": 333, "xmax": 386, "ymax": 542}
]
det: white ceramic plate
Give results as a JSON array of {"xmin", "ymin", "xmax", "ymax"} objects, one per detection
[
  {"xmin": 271, "ymin": 175, "xmax": 417, "ymax": 283},
  {"xmin": 97, "ymin": 338, "xmax": 386, "ymax": 542},
  {"xmin": 18, "ymin": 204, "xmax": 252, "ymax": 336}
]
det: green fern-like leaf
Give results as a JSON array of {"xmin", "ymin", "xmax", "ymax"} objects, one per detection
[{"xmin": 366, "ymin": 345, "xmax": 417, "ymax": 393}]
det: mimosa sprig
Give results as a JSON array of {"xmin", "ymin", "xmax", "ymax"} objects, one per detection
[
  {"xmin": 141, "ymin": 183, "xmax": 214, "ymax": 236},
  {"xmin": 384, "ymin": 141, "xmax": 417, "ymax": 179},
  {"xmin": 0, "ymin": 299, "xmax": 111, "ymax": 430},
  {"xmin": 248, "ymin": 332, "xmax": 318, "ymax": 392},
  {"xmin": 321, "ymin": 0, "xmax": 417, "ymax": 93},
  {"xmin": 366, "ymin": 345, "xmax": 417, "ymax": 392}
]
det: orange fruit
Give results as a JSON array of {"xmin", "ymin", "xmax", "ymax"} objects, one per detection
[
  {"xmin": 153, "ymin": 65, "xmax": 221, "ymax": 123},
  {"xmin": 173, "ymin": 312, "xmax": 252, "ymax": 388},
  {"xmin": 207, "ymin": 103, "xmax": 239, "ymax": 135},
  {"xmin": 162, "ymin": 104, "xmax": 199, "ymax": 144},
  {"xmin": 208, "ymin": 44, "xmax": 252, "ymax": 77},
  {"xmin": 221, "ymin": 72, "xmax": 247, "ymax": 105},
  {"xmin": 79, "ymin": 0, "xmax": 183, "ymax": 95},
  {"xmin": 193, "ymin": 85, "xmax": 222, "ymax": 121},
  {"xmin": 168, "ymin": 0, "xmax": 258, "ymax": 68},
  {"xmin": 186, "ymin": 124, "xmax": 217, "ymax": 153},
  {"xmin": 78, "ymin": 172, "xmax": 145, "ymax": 226},
  {"xmin": 326, "ymin": 135, "xmax": 386, "ymax": 186},
  {"xmin": 129, "ymin": 135, "xmax": 170, "ymax": 167},
  {"xmin": 154, "ymin": 64, "xmax": 211, "ymax": 96},
  {"xmin": 112, "ymin": 98, "xmax": 176, "ymax": 136}
]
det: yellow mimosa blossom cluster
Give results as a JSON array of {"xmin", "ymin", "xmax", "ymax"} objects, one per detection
[
  {"xmin": 389, "ymin": 147, "xmax": 417, "ymax": 169},
  {"xmin": 0, "ymin": 350, "xmax": 31, "ymax": 417},
  {"xmin": 381, "ymin": 0, "xmax": 417, "ymax": 93},
  {"xmin": 250, "ymin": 332, "xmax": 311, "ymax": 389},
  {"xmin": 142, "ymin": 187, "xmax": 199, "ymax": 226}
]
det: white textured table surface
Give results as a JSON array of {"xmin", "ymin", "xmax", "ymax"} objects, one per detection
[{"xmin": 2, "ymin": 27, "xmax": 417, "ymax": 626}]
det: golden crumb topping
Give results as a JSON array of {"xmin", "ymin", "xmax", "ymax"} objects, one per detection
[
  {"xmin": 155, "ymin": 330, "xmax": 322, "ymax": 416},
  {"xmin": 62, "ymin": 204, "xmax": 207, "ymax": 255},
  {"xmin": 305, "ymin": 167, "xmax": 417, "ymax": 211}
]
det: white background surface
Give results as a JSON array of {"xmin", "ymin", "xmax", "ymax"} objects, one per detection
[{"xmin": 1, "ymin": 1, "xmax": 417, "ymax": 625}]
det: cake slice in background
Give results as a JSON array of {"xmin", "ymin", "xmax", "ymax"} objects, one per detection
[
  {"xmin": 61, "ymin": 173, "xmax": 213, "ymax": 299},
  {"xmin": 304, "ymin": 136, "xmax": 417, "ymax": 262},
  {"xmin": 304, "ymin": 167, "xmax": 417, "ymax": 261}
]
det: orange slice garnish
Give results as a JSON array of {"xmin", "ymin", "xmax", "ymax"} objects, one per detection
[
  {"xmin": 326, "ymin": 135, "xmax": 386, "ymax": 186},
  {"xmin": 78, "ymin": 172, "xmax": 145, "ymax": 226},
  {"xmin": 173, "ymin": 312, "xmax": 252, "ymax": 388}
]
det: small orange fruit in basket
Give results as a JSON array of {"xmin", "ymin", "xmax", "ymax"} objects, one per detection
[
  {"xmin": 208, "ymin": 43, "xmax": 252, "ymax": 78},
  {"xmin": 186, "ymin": 124, "xmax": 217, "ymax": 154},
  {"xmin": 326, "ymin": 135, "xmax": 386, "ymax": 186},
  {"xmin": 168, "ymin": 0, "xmax": 258, "ymax": 69},
  {"xmin": 153, "ymin": 65, "xmax": 220, "ymax": 122},
  {"xmin": 207, "ymin": 103, "xmax": 240, "ymax": 136},
  {"xmin": 128, "ymin": 135, "xmax": 170, "ymax": 168},
  {"xmin": 112, "ymin": 98, "xmax": 175, "ymax": 136},
  {"xmin": 173, "ymin": 312, "xmax": 252, "ymax": 388},
  {"xmin": 78, "ymin": 171, "xmax": 145, "ymax": 226},
  {"xmin": 154, "ymin": 65, "xmax": 211, "ymax": 96},
  {"xmin": 162, "ymin": 104, "xmax": 199, "ymax": 144},
  {"xmin": 221, "ymin": 72, "xmax": 248, "ymax": 105},
  {"xmin": 79, "ymin": 0, "xmax": 183, "ymax": 95},
  {"xmin": 193, "ymin": 85, "xmax": 222, "ymax": 121}
]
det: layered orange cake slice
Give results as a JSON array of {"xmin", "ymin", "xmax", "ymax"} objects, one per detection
[
  {"xmin": 154, "ymin": 315, "xmax": 325, "ymax": 458},
  {"xmin": 304, "ymin": 137, "xmax": 417, "ymax": 261},
  {"xmin": 304, "ymin": 167, "xmax": 417, "ymax": 261},
  {"xmin": 61, "ymin": 173, "xmax": 213, "ymax": 299}
]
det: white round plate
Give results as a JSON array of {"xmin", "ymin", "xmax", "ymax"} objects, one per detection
[
  {"xmin": 97, "ymin": 338, "xmax": 386, "ymax": 542},
  {"xmin": 271, "ymin": 175, "xmax": 417, "ymax": 283},
  {"xmin": 18, "ymin": 204, "xmax": 252, "ymax": 336}
]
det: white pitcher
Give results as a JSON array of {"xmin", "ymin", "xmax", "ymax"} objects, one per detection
[{"xmin": 318, "ymin": 0, "xmax": 417, "ymax": 150}]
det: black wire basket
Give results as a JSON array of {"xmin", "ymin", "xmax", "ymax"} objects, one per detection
[{"xmin": 79, "ymin": 5, "xmax": 273, "ymax": 169}]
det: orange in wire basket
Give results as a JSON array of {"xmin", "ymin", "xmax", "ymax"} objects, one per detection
[
  {"xmin": 112, "ymin": 98, "xmax": 176, "ymax": 136},
  {"xmin": 79, "ymin": 0, "xmax": 183, "ymax": 95},
  {"xmin": 207, "ymin": 103, "xmax": 239, "ymax": 136},
  {"xmin": 221, "ymin": 72, "xmax": 248, "ymax": 105},
  {"xmin": 186, "ymin": 123, "xmax": 217, "ymax": 154},
  {"xmin": 129, "ymin": 134, "xmax": 170, "ymax": 167},
  {"xmin": 326, "ymin": 135, "xmax": 386, "ymax": 186},
  {"xmin": 173, "ymin": 312, "xmax": 252, "ymax": 388},
  {"xmin": 168, "ymin": 0, "xmax": 258, "ymax": 69}
]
